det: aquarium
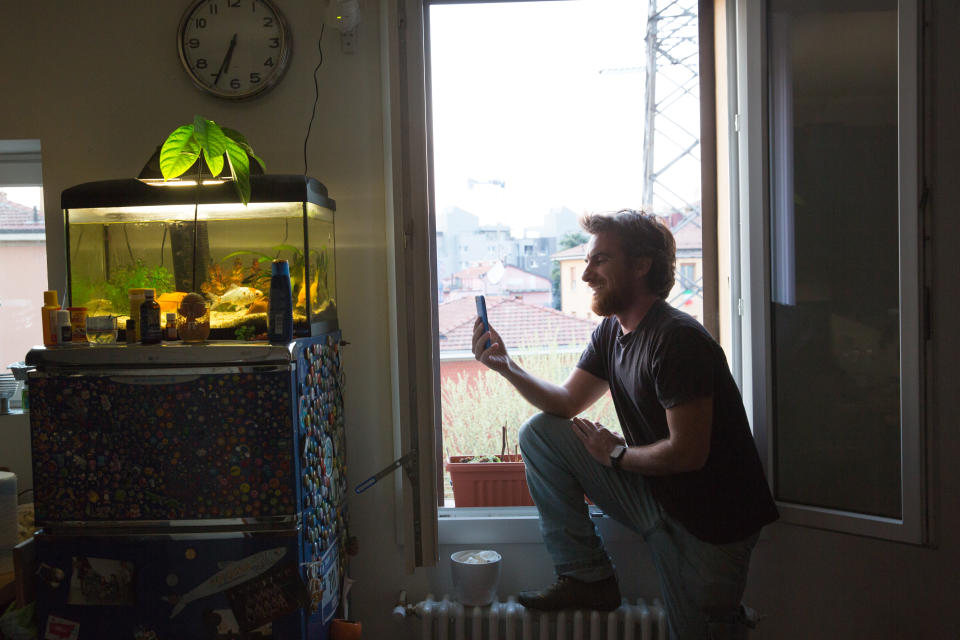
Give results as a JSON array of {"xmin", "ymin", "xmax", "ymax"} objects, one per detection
[{"xmin": 62, "ymin": 175, "xmax": 337, "ymax": 339}]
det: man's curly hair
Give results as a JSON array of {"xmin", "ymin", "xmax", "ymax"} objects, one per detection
[{"xmin": 579, "ymin": 209, "xmax": 676, "ymax": 300}]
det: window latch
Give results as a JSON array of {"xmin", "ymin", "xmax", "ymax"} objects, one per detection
[{"xmin": 354, "ymin": 450, "xmax": 418, "ymax": 494}]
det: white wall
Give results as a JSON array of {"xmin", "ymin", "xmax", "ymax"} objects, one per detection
[{"xmin": 1, "ymin": 2, "xmax": 958, "ymax": 638}]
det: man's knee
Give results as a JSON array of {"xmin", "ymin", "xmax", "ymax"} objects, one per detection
[{"xmin": 518, "ymin": 412, "xmax": 569, "ymax": 453}]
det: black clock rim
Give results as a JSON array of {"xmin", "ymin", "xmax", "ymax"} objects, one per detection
[{"xmin": 176, "ymin": 0, "xmax": 293, "ymax": 101}]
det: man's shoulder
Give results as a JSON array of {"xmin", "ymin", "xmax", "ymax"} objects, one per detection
[{"xmin": 646, "ymin": 302, "xmax": 716, "ymax": 347}]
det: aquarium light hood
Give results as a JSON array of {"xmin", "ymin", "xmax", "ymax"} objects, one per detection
[
  {"xmin": 138, "ymin": 178, "xmax": 231, "ymax": 187},
  {"xmin": 61, "ymin": 175, "xmax": 335, "ymax": 211}
]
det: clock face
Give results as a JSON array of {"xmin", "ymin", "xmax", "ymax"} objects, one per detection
[{"xmin": 178, "ymin": 0, "xmax": 292, "ymax": 100}]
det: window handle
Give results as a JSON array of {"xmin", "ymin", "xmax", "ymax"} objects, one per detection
[{"xmin": 354, "ymin": 450, "xmax": 418, "ymax": 494}]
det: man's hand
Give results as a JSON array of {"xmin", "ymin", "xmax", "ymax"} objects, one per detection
[
  {"xmin": 571, "ymin": 417, "xmax": 626, "ymax": 467},
  {"xmin": 473, "ymin": 317, "xmax": 511, "ymax": 374}
]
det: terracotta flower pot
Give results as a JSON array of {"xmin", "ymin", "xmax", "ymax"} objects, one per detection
[{"xmin": 444, "ymin": 454, "xmax": 534, "ymax": 507}]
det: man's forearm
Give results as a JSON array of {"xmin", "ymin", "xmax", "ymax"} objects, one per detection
[
  {"xmin": 500, "ymin": 360, "xmax": 579, "ymax": 418},
  {"xmin": 619, "ymin": 438, "xmax": 707, "ymax": 475}
]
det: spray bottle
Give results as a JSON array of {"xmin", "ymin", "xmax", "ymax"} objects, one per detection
[{"xmin": 268, "ymin": 259, "xmax": 293, "ymax": 344}]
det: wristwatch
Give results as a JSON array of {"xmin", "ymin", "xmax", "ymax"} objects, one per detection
[{"xmin": 609, "ymin": 444, "xmax": 627, "ymax": 469}]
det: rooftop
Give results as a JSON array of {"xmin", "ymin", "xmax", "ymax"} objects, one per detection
[
  {"xmin": 438, "ymin": 295, "xmax": 597, "ymax": 354},
  {"xmin": 0, "ymin": 191, "xmax": 44, "ymax": 233}
]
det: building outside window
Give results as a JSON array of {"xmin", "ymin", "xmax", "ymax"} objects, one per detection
[{"xmin": 0, "ymin": 140, "xmax": 46, "ymax": 409}]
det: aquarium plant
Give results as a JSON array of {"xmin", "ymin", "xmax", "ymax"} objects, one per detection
[
  {"xmin": 221, "ymin": 244, "xmax": 331, "ymax": 314},
  {"xmin": 158, "ymin": 115, "xmax": 265, "ymax": 206},
  {"xmin": 73, "ymin": 260, "xmax": 174, "ymax": 316}
]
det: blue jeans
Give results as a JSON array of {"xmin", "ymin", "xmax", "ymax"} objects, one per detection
[{"xmin": 519, "ymin": 412, "xmax": 760, "ymax": 640}]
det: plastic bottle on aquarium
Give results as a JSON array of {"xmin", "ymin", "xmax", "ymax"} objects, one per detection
[
  {"xmin": 128, "ymin": 288, "xmax": 153, "ymax": 342},
  {"xmin": 139, "ymin": 290, "xmax": 162, "ymax": 344},
  {"xmin": 268, "ymin": 259, "xmax": 293, "ymax": 344},
  {"xmin": 41, "ymin": 290, "xmax": 59, "ymax": 346},
  {"xmin": 56, "ymin": 309, "xmax": 72, "ymax": 344}
]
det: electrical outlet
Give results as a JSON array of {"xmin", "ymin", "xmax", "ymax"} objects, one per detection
[{"xmin": 340, "ymin": 29, "xmax": 357, "ymax": 54}]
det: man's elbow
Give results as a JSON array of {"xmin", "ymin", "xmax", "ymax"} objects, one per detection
[{"xmin": 673, "ymin": 446, "xmax": 709, "ymax": 473}]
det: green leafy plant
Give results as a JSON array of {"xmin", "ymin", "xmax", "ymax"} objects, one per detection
[
  {"xmin": 73, "ymin": 260, "xmax": 174, "ymax": 316},
  {"xmin": 234, "ymin": 325, "xmax": 256, "ymax": 341},
  {"xmin": 158, "ymin": 115, "xmax": 265, "ymax": 205}
]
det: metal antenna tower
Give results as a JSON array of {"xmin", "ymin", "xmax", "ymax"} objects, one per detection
[
  {"xmin": 640, "ymin": 0, "xmax": 702, "ymax": 304},
  {"xmin": 641, "ymin": 0, "xmax": 700, "ymax": 224}
]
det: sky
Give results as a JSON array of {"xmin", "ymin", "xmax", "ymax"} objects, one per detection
[{"xmin": 428, "ymin": 0, "xmax": 701, "ymax": 236}]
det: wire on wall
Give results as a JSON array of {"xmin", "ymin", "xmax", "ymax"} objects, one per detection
[{"xmin": 303, "ymin": 24, "xmax": 326, "ymax": 177}]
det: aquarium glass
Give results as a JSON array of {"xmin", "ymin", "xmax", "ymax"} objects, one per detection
[{"xmin": 67, "ymin": 199, "xmax": 336, "ymax": 339}]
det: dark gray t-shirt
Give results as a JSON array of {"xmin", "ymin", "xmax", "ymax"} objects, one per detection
[{"xmin": 577, "ymin": 299, "xmax": 778, "ymax": 543}]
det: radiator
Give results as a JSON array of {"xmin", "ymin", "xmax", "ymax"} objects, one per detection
[{"xmin": 411, "ymin": 595, "xmax": 666, "ymax": 640}]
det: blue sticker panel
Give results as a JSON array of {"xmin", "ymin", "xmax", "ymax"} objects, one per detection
[{"xmin": 35, "ymin": 532, "xmax": 312, "ymax": 640}]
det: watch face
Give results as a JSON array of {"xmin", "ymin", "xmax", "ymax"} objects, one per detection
[
  {"xmin": 178, "ymin": 0, "xmax": 292, "ymax": 100},
  {"xmin": 610, "ymin": 444, "xmax": 626, "ymax": 466}
]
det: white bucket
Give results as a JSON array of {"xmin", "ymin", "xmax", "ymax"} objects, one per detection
[{"xmin": 450, "ymin": 549, "xmax": 502, "ymax": 606}]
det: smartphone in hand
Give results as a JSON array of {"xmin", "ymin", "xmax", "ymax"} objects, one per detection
[{"xmin": 475, "ymin": 295, "xmax": 491, "ymax": 349}]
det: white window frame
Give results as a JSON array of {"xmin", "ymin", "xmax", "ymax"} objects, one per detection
[
  {"xmin": 384, "ymin": 0, "xmax": 722, "ymax": 561},
  {"xmin": 386, "ymin": 0, "xmax": 928, "ymax": 564},
  {"xmin": 734, "ymin": 0, "xmax": 927, "ymax": 544}
]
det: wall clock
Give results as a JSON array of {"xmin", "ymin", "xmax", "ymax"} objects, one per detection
[{"xmin": 178, "ymin": 0, "xmax": 292, "ymax": 100}]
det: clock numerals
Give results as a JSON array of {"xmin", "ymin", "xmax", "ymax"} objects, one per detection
[{"xmin": 179, "ymin": 0, "xmax": 290, "ymax": 99}]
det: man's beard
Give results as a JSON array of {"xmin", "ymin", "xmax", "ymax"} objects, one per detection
[{"xmin": 590, "ymin": 281, "xmax": 629, "ymax": 317}]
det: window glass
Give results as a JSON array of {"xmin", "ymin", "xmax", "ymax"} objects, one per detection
[
  {"xmin": 428, "ymin": 0, "xmax": 702, "ymax": 506},
  {"xmin": 0, "ymin": 185, "xmax": 47, "ymax": 407},
  {"xmin": 768, "ymin": 0, "xmax": 900, "ymax": 517}
]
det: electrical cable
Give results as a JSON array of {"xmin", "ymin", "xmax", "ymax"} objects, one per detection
[{"xmin": 303, "ymin": 24, "xmax": 325, "ymax": 177}]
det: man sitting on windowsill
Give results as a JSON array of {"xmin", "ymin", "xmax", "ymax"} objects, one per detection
[{"xmin": 472, "ymin": 210, "xmax": 778, "ymax": 640}]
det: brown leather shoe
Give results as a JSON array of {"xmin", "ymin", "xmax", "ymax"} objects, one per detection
[{"xmin": 517, "ymin": 575, "xmax": 620, "ymax": 611}]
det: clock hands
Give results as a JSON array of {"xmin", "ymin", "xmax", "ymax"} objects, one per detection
[{"xmin": 213, "ymin": 33, "xmax": 238, "ymax": 86}]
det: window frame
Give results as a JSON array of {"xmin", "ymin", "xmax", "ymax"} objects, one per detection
[
  {"xmin": 385, "ymin": 0, "xmax": 721, "ymax": 562},
  {"xmin": 734, "ymin": 0, "xmax": 927, "ymax": 544},
  {"xmin": 387, "ymin": 0, "xmax": 928, "ymax": 565}
]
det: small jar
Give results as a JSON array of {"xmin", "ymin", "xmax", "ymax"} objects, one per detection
[
  {"xmin": 177, "ymin": 293, "xmax": 210, "ymax": 343},
  {"xmin": 164, "ymin": 312, "xmax": 179, "ymax": 341},
  {"xmin": 85, "ymin": 316, "xmax": 117, "ymax": 344}
]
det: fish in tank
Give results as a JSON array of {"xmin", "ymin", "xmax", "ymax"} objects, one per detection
[{"xmin": 62, "ymin": 175, "xmax": 337, "ymax": 339}]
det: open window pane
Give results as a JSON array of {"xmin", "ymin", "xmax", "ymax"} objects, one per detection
[
  {"xmin": 426, "ymin": 0, "xmax": 703, "ymax": 507},
  {"xmin": 767, "ymin": 1, "xmax": 902, "ymax": 518}
]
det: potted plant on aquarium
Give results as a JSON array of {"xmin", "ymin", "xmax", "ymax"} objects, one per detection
[
  {"xmin": 158, "ymin": 115, "xmax": 265, "ymax": 205},
  {"xmin": 155, "ymin": 116, "xmax": 268, "ymax": 341},
  {"xmin": 444, "ymin": 427, "xmax": 534, "ymax": 507}
]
